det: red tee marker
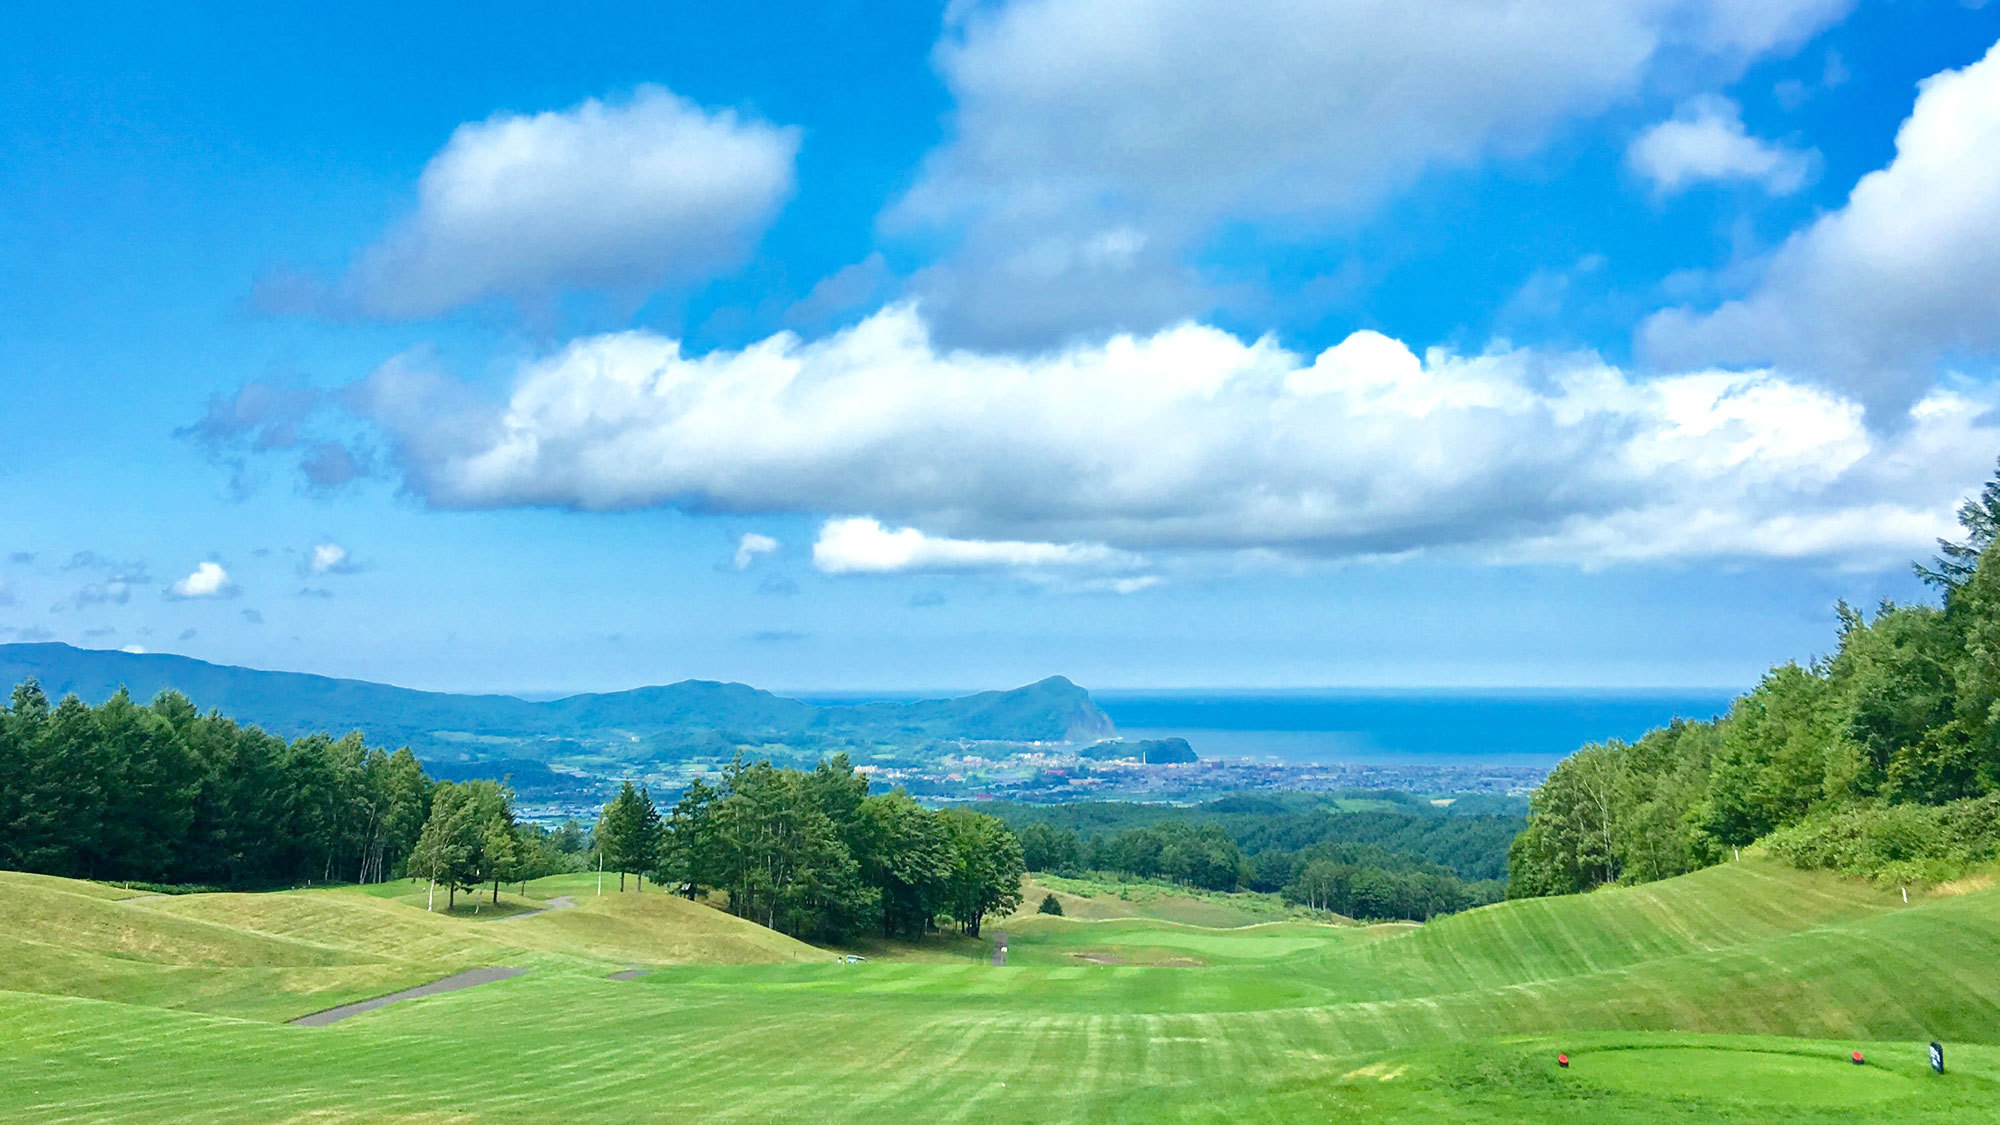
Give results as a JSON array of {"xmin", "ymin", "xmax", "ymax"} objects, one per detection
[
  {"xmin": 1852, "ymin": 1050, "xmax": 1865, "ymax": 1065},
  {"xmin": 1557, "ymin": 1053, "xmax": 1570, "ymax": 1068}
]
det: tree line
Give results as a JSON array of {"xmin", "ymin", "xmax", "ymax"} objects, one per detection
[
  {"xmin": 1510, "ymin": 463, "xmax": 2000, "ymax": 895},
  {"xmin": 0, "ymin": 681, "xmax": 1027, "ymax": 938},
  {"xmin": 590, "ymin": 755, "xmax": 1027, "ymax": 943},
  {"xmin": 0, "ymin": 682, "xmax": 435, "ymax": 886},
  {"xmin": 1006, "ymin": 801, "xmax": 1507, "ymax": 921},
  {"xmin": 0, "ymin": 679, "xmax": 599, "ymax": 898}
]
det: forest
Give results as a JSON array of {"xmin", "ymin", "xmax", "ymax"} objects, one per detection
[
  {"xmin": 1510, "ymin": 465, "xmax": 2000, "ymax": 895},
  {"xmin": 985, "ymin": 792, "xmax": 1515, "ymax": 921},
  {"xmin": 0, "ymin": 682, "xmax": 440, "ymax": 887},
  {"xmin": 597, "ymin": 757, "xmax": 1025, "ymax": 942}
]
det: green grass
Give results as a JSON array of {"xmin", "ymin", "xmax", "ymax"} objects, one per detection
[
  {"xmin": 1016, "ymin": 873, "xmax": 1323, "ymax": 926},
  {"xmin": 3, "ymin": 858, "xmax": 1999, "ymax": 1121}
]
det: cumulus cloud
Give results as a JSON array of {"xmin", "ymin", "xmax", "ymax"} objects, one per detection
[
  {"xmin": 345, "ymin": 86, "xmax": 800, "ymax": 317},
  {"xmin": 167, "ymin": 562, "xmax": 236, "ymax": 600},
  {"xmin": 733, "ymin": 533, "xmax": 780, "ymax": 570},
  {"xmin": 305, "ymin": 542, "xmax": 358, "ymax": 576},
  {"xmin": 337, "ymin": 306, "xmax": 1991, "ymax": 570},
  {"xmin": 0, "ymin": 625, "xmax": 54, "ymax": 643},
  {"xmin": 120, "ymin": 644, "xmax": 146, "ymax": 654},
  {"xmin": 812, "ymin": 518, "xmax": 1132, "ymax": 574},
  {"xmin": 893, "ymin": 0, "xmax": 1854, "ymax": 344},
  {"xmin": 1643, "ymin": 39, "xmax": 2000, "ymax": 415},
  {"xmin": 0, "ymin": 580, "xmax": 12, "ymax": 607},
  {"xmin": 1628, "ymin": 96, "xmax": 1815, "ymax": 194}
]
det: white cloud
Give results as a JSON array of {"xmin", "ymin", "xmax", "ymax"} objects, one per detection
[
  {"xmin": 307, "ymin": 542, "xmax": 355, "ymax": 575},
  {"xmin": 893, "ymin": 0, "xmax": 1854, "ymax": 344},
  {"xmin": 168, "ymin": 562, "xmax": 236, "ymax": 599},
  {"xmin": 1628, "ymin": 96, "xmax": 1815, "ymax": 195},
  {"xmin": 733, "ymin": 532, "xmax": 780, "ymax": 569},
  {"xmin": 348, "ymin": 305, "xmax": 1993, "ymax": 570},
  {"xmin": 811, "ymin": 518, "xmax": 1131, "ymax": 574},
  {"xmin": 120, "ymin": 644, "xmax": 146, "ymax": 654},
  {"xmin": 1644, "ymin": 39, "xmax": 2000, "ymax": 415},
  {"xmin": 348, "ymin": 86, "xmax": 800, "ymax": 317}
]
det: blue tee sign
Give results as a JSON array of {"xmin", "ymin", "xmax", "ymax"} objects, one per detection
[{"xmin": 1930, "ymin": 1042, "xmax": 1945, "ymax": 1075}]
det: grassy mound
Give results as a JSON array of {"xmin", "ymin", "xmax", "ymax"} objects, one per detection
[{"xmin": 1010, "ymin": 874, "xmax": 1319, "ymax": 927}]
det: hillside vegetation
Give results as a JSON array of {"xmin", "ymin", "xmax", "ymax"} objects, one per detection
[
  {"xmin": 1512, "ymin": 466, "xmax": 2000, "ymax": 895},
  {"xmin": 988, "ymin": 792, "xmax": 1516, "ymax": 920}
]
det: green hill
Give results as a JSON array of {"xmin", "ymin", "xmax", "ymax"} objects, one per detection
[
  {"xmin": 0, "ymin": 642, "xmax": 1112, "ymax": 762},
  {"xmin": 4, "ymin": 856, "xmax": 1999, "ymax": 1120}
]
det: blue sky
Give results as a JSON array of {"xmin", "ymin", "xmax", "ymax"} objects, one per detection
[{"xmin": 3, "ymin": 1, "xmax": 1999, "ymax": 694}]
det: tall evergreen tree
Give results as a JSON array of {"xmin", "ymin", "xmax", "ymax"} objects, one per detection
[
  {"xmin": 594, "ymin": 781, "xmax": 659, "ymax": 892},
  {"xmin": 1918, "ymin": 456, "xmax": 2000, "ymax": 593}
]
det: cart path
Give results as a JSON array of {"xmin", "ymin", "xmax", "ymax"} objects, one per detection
[
  {"xmin": 288, "ymin": 967, "xmax": 526, "ymax": 1026},
  {"xmin": 490, "ymin": 895, "xmax": 576, "ymax": 922}
]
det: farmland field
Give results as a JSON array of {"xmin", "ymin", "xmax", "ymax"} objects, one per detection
[{"xmin": 4, "ymin": 859, "xmax": 1999, "ymax": 1122}]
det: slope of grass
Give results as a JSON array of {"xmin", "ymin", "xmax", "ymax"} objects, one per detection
[
  {"xmin": 1001, "ymin": 915, "xmax": 1365, "ymax": 967},
  {"xmin": 3, "ymin": 857, "xmax": 1998, "ymax": 1121},
  {"xmin": 1012, "ymin": 873, "xmax": 1319, "ymax": 926},
  {"xmin": 497, "ymin": 881, "xmax": 826, "ymax": 967}
]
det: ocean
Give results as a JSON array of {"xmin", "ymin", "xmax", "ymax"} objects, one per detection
[{"xmin": 1094, "ymin": 690, "xmax": 1738, "ymax": 769}]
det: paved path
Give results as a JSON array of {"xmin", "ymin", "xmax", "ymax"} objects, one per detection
[
  {"xmin": 992, "ymin": 931, "xmax": 1008, "ymax": 966},
  {"xmin": 490, "ymin": 894, "xmax": 576, "ymax": 922},
  {"xmin": 288, "ymin": 967, "xmax": 525, "ymax": 1026}
]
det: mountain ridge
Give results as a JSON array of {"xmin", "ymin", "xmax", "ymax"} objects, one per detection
[{"xmin": 0, "ymin": 643, "xmax": 1114, "ymax": 762}]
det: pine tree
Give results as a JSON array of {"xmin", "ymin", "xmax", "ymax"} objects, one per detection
[
  {"xmin": 594, "ymin": 781, "xmax": 659, "ymax": 891},
  {"xmin": 1918, "ymin": 456, "xmax": 2000, "ymax": 593}
]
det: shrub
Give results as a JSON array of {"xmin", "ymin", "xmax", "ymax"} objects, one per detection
[
  {"xmin": 1762, "ymin": 793, "xmax": 2000, "ymax": 883},
  {"xmin": 1038, "ymin": 893, "xmax": 1063, "ymax": 916}
]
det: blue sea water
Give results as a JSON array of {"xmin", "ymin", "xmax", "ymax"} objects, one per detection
[{"xmin": 1094, "ymin": 691, "xmax": 1738, "ymax": 769}]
